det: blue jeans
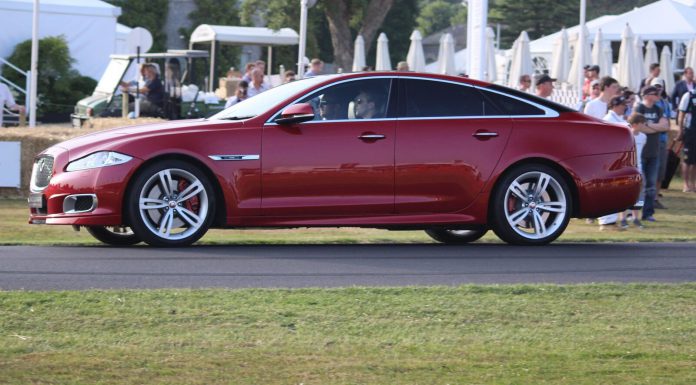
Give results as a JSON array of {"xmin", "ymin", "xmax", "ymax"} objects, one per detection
[{"xmin": 641, "ymin": 156, "xmax": 659, "ymax": 219}]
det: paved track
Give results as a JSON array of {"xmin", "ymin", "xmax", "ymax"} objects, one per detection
[{"xmin": 0, "ymin": 243, "xmax": 695, "ymax": 290}]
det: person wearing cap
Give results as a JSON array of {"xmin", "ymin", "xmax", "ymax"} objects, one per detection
[
  {"xmin": 584, "ymin": 76, "xmax": 620, "ymax": 119},
  {"xmin": 534, "ymin": 74, "xmax": 555, "ymax": 98},
  {"xmin": 649, "ymin": 77, "xmax": 673, "ymax": 207},
  {"xmin": 677, "ymin": 80, "xmax": 696, "ymax": 192},
  {"xmin": 635, "ymin": 85, "xmax": 671, "ymax": 222},
  {"xmin": 582, "ymin": 65, "xmax": 600, "ymax": 100}
]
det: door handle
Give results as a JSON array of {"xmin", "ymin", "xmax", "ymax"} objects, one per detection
[
  {"xmin": 359, "ymin": 134, "xmax": 386, "ymax": 140},
  {"xmin": 472, "ymin": 131, "xmax": 499, "ymax": 139}
]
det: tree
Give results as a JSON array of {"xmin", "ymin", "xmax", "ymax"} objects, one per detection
[
  {"xmin": 417, "ymin": 0, "xmax": 464, "ymax": 37},
  {"xmin": 243, "ymin": 0, "xmax": 397, "ymax": 72},
  {"xmin": 367, "ymin": 0, "xmax": 419, "ymax": 68}
]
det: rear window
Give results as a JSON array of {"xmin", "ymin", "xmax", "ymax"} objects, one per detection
[{"xmin": 480, "ymin": 89, "xmax": 545, "ymax": 116}]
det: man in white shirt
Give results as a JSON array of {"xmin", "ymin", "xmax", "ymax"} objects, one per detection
[
  {"xmin": 584, "ymin": 76, "xmax": 620, "ymax": 119},
  {"xmin": 0, "ymin": 83, "xmax": 25, "ymax": 127},
  {"xmin": 247, "ymin": 69, "xmax": 269, "ymax": 98}
]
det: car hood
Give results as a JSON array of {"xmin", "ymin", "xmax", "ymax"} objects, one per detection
[{"xmin": 54, "ymin": 119, "xmax": 242, "ymax": 161}]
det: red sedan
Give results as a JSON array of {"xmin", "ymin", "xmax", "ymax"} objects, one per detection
[{"xmin": 28, "ymin": 73, "xmax": 641, "ymax": 246}]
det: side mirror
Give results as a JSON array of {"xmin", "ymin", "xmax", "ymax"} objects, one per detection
[{"xmin": 275, "ymin": 103, "xmax": 315, "ymax": 125}]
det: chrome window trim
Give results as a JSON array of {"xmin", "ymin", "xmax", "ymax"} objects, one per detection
[
  {"xmin": 63, "ymin": 194, "xmax": 98, "ymax": 214},
  {"xmin": 264, "ymin": 75, "xmax": 560, "ymax": 126},
  {"xmin": 265, "ymin": 75, "xmax": 397, "ymax": 125},
  {"xmin": 208, "ymin": 155, "xmax": 260, "ymax": 161}
]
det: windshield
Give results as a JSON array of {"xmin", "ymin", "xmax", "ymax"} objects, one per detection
[
  {"xmin": 95, "ymin": 58, "xmax": 131, "ymax": 95},
  {"xmin": 208, "ymin": 75, "xmax": 338, "ymax": 121}
]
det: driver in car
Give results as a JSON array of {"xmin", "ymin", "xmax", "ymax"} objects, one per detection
[{"xmin": 319, "ymin": 93, "xmax": 346, "ymax": 120}]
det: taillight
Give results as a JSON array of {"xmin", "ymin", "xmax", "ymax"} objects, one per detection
[{"xmin": 86, "ymin": 107, "xmax": 93, "ymax": 117}]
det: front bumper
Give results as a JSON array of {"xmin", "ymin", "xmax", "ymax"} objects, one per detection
[{"xmin": 28, "ymin": 149, "xmax": 143, "ymax": 226}]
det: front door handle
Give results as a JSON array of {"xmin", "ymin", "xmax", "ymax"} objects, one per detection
[
  {"xmin": 472, "ymin": 131, "xmax": 499, "ymax": 139},
  {"xmin": 359, "ymin": 134, "xmax": 386, "ymax": 141}
]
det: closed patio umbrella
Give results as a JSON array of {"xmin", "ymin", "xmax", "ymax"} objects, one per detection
[
  {"xmin": 568, "ymin": 24, "xmax": 591, "ymax": 92},
  {"xmin": 660, "ymin": 45, "xmax": 675, "ymax": 96},
  {"xmin": 508, "ymin": 31, "xmax": 533, "ymax": 87},
  {"xmin": 591, "ymin": 28, "xmax": 611, "ymax": 77},
  {"xmin": 634, "ymin": 36, "xmax": 646, "ymax": 82},
  {"xmin": 644, "ymin": 40, "xmax": 658, "ymax": 76},
  {"xmin": 617, "ymin": 24, "xmax": 642, "ymax": 92},
  {"xmin": 375, "ymin": 32, "xmax": 391, "ymax": 71},
  {"xmin": 602, "ymin": 43, "xmax": 614, "ymax": 77},
  {"xmin": 406, "ymin": 30, "xmax": 426, "ymax": 72},
  {"xmin": 685, "ymin": 39, "xmax": 696, "ymax": 70},
  {"xmin": 352, "ymin": 35, "xmax": 366, "ymax": 72},
  {"xmin": 550, "ymin": 27, "xmax": 569, "ymax": 83},
  {"xmin": 437, "ymin": 33, "xmax": 457, "ymax": 75},
  {"xmin": 486, "ymin": 27, "xmax": 497, "ymax": 82}
]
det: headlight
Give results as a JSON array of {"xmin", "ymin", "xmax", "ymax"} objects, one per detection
[{"xmin": 66, "ymin": 151, "xmax": 133, "ymax": 172}]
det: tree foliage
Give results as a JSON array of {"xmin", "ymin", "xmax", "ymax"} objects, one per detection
[
  {"xmin": 417, "ymin": 0, "xmax": 466, "ymax": 37},
  {"xmin": 104, "ymin": 0, "xmax": 170, "ymax": 52},
  {"xmin": 1, "ymin": 36, "xmax": 96, "ymax": 120}
]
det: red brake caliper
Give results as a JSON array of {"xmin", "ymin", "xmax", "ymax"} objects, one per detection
[{"xmin": 177, "ymin": 179, "xmax": 200, "ymax": 214}]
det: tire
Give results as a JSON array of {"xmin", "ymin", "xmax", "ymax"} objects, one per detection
[
  {"xmin": 126, "ymin": 160, "xmax": 215, "ymax": 247},
  {"xmin": 425, "ymin": 228, "xmax": 488, "ymax": 244},
  {"xmin": 86, "ymin": 226, "xmax": 141, "ymax": 246},
  {"xmin": 490, "ymin": 164, "xmax": 572, "ymax": 245}
]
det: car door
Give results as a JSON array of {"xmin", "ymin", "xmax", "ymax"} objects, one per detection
[
  {"xmin": 261, "ymin": 77, "xmax": 396, "ymax": 217},
  {"xmin": 395, "ymin": 77, "xmax": 513, "ymax": 214}
]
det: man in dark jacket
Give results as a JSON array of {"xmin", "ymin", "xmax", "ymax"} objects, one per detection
[{"xmin": 671, "ymin": 67, "xmax": 694, "ymax": 111}]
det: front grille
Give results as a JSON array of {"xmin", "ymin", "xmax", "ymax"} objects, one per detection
[{"xmin": 31, "ymin": 155, "xmax": 54, "ymax": 191}]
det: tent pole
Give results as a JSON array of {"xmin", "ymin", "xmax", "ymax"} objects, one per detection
[
  {"xmin": 29, "ymin": 0, "xmax": 39, "ymax": 127},
  {"xmin": 268, "ymin": 46, "xmax": 273, "ymax": 83},
  {"xmin": 209, "ymin": 40, "xmax": 216, "ymax": 92}
]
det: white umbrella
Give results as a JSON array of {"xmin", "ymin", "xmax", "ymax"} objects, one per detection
[
  {"xmin": 550, "ymin": 27, "xmax": 570, "ymax": 83},
  {"xmin": 634, "ymin": 36, "xmax": 646, "ymax": 82},
  {"xmin": 352, "ymin": 35, "xmax": 366, "ymax": 72},
  {"xmin": 644, "ymin": 40, "xmax": 658, "ymax": 76},
  {"xmin": 568, "ymin": 24, "xmax": 591, "ymax": 92},
  {"xmin": 686, "ymin": 39, "xmax": 696, "ymax": 70},
  {"xmin": 375, "ymin": 32, "xmax": 391, "ymax": 71},
  {"xmin": 617, "ymin": 24, "xmax": 642, "ymax": 92},
  {"xmin": 437, "ymin": 33, "xmax": 457, "ymax": 75},
  {"xmin": 591, "ymin": 28, "xmax": 611, "ymax": 77},
  {"xmin": 406, "ymin": 30, "xmax": 426, "ymax": 72},
  {"xmin": 602, "ymin": 43, "xmax": 614, "ymax": 77},
  {"xmin": 486, "ymin": 27, "xmax": 497, "ymax": 82},
  {"xmin": 508, "ymin": 31, "xmax": 533, "ymax": 87},
  {"xmin": 660, "ymin": 45, "xmax": 675, "ymax": 96}
]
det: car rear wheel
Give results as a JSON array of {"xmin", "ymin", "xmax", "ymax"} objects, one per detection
[
  {"xmin": 490, "ymin": 164, "xmax": 572, "ymax": 245},
  {"xmin": 127, "ymin": 160, "xmax": 215, "ymax": 247},
  {"xmin": 425, "ymin": 228, "xmax": 488, "ymax": 244},
  {"xmin": 86, "ymin": 226, "xmax": 141, "ymax": 246}
]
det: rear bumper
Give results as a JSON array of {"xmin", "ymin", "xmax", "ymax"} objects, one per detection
[{"xmin": 561, "ymin": 153, "xmax": 642, "ymax": 218}]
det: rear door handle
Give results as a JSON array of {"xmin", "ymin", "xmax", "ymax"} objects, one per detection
[
  {"xmin": 359, "ymin": 134, "xmax": 386, "ymax": 140},
  {"xmin": 473, "ymin": 131, "xmax": 499, "ymax": 139}
]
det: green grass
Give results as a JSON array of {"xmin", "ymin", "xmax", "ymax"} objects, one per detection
[
  {"xmin": 1, "ymin": 285, "xmax": 695, "ymax": 384},
  {"xmin": 4, "ymin": 177, "xmax": 696, "ymax": 245}
]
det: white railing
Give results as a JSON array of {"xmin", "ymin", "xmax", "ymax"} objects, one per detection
[{"xmin": 0, "ymin": 57, "xmax": 31, "ymax": 122}]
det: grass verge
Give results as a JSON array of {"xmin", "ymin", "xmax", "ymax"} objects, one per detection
[
  {"xmin": 1, "ymin": 284, "xmax": 695, "ymax": 384},
  {"xmin": 3, "ymin": 177, "xmax": 696, "ymax": 245}
]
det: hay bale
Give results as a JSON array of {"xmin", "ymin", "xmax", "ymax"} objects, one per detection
[{"xmin": 0, "ymin": 118, "xmax": 164, "ymax": 198}]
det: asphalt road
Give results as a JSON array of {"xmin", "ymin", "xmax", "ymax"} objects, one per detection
[{"xmin": 1, "ymin": 243, "xmax": 695, "ymax": 290}]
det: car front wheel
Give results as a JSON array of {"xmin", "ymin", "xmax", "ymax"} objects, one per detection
[
  {"xmin": 126, "ymin": 160, "xmax": 215, "ymax": 247},
  {"xmin": 86, "ymin": 226, "xmax": 141, "ymax": 246},
  {"xmin": 490, "ymin": 164, "xmax": 572, "ymax": 245}
]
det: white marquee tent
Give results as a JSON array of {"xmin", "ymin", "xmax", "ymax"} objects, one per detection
[
  {"xmin": 529, "ymin": 0, "xmax": 696, "ymax": 63},
  {"xmin": 0, "ymin": 0, "xmax": 122, "ymax": 80}
]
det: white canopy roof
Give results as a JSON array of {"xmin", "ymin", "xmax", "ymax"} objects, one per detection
[
  {"xmin": 190, "ymin": 25, "xmax": 299, "ymax": 46},
  {"xmin": 0, "ymin": 0, "xmax": 121, "ymax": 17},
  {"xmin": 530, "ymin": 0, "xmax": 696, "ymax": 56}
]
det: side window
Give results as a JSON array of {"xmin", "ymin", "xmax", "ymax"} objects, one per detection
[
  {"xmin": 403, "ymin": 79, "xmax": 483, "ymax": 117},
  {"xmin": 480, "ymin": 89, "xmax": 545, "ymax": 116},
  {"xmin": 296, "ymin": 78, "xmax": 392, "ymax": 121}
]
